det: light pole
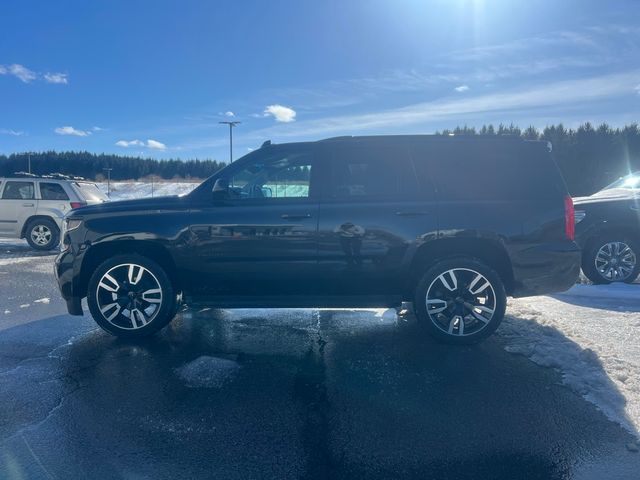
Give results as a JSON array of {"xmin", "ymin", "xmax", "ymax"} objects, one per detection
[
  {"xmin": 103, "ymin": 167, "xmax": 113, "ymax": 198},
  {"xmin": 27, "ymin": 152, "xmax": 32, "ymax": 174},
  {"xmin": 219, "ymin": 121, "xmax": 241, "ymax": 163}
]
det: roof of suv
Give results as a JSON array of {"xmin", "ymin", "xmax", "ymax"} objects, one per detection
[{"xmin": 316, "ymin": 134, "xmax": 545, "ymax": 145}]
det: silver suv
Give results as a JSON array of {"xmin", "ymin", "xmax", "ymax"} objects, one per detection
[{"xmin": 0, "ymin": 174, "xmax": 108, "ymax": 250}]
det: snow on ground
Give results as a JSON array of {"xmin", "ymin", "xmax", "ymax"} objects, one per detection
[
  {"xmin": 501, "ymin": 283, "xmax": 640, "ymax": 434},
  {"xmin": 96, "ymin": 181, "xmax": 308, "ymax": 201},
  {"xmin": 97, "ymin": 181, "xmax": 199, "ymax": 201}
]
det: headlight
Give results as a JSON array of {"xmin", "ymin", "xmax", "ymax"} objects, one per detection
[
  {"xmin": 61, "ymin": 218, "xmax": 82, "ymax": 251},
  {"xmin": 65, "ymin": 219, "xmax": 82, "ymax": 232}
]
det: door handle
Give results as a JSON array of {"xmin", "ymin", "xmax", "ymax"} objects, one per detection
[
  {"xmin": 395, "ymin": 211, "xmax": 428, "ymax": 216},
  {"xmin": 281, "ymin": 213, "xmax": 312, "ymax": 220},
  {"xmin": 22, "ymin": 203, "xmax": 35, "ymax": 207}
]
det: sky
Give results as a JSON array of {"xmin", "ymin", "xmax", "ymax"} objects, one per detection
[{"xmin": 1, "ymin": 0, "xmax": 639, "ymax": 162}]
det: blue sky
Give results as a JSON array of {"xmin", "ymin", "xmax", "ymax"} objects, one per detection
[{"xmin": 1, "ymin": 0, "xmax": 639, "ymax": 162}]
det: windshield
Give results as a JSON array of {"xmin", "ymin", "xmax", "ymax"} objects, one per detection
[
  {"xmin": 601, "ymin": 172, "xmax": 640, "ymax": 191},
  {"xmin": 74, "ymin": 182, "xmax": 109, "ymax": 202}
]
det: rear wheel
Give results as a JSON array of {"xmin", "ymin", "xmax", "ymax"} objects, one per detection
[
  {"xmin": 414, "ymin": 257, "xmax": 507, "ymax": 345},
  {"xmin": 25, "ymin": 218, "xmax": 59, "ymax": 251},
  {"xmin": 582, "ymin": 236, "xmax": 640, "ymax": 284},
  {"xmin": 87, "ymin": 254, "xmax": 176, "ymax": 338}
]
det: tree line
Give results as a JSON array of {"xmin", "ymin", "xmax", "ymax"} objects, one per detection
[
  {"xmin": 0, "ymin": 151, "xmax": 225, "ymax": 182},
  {"xmin": 437, "ymin": 123, "xmax": 640, "ymax": 196},
  {"xmin": 1, "ymin": 123, "xmax": 639, "ymax": 195}
]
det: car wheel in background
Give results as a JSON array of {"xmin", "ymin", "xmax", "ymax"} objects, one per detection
[
  {"xmin": 87, "ymin": 254, "xmax": 176, "ymax": 338},
  {"xmin": 25, "ymin": 218, "xmax": 60, "ymax": 251},
  {"xmin": 582, "ymin": 236, "xmax": 640, "ymax": 284},
  {"xmin": 414, "ymin": 257, "xmax": 507, "ymax": 345}
]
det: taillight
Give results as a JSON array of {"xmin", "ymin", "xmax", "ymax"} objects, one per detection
[
  {"xmin": 70, "ymin": 202, "xmax": 86, "ymax": 209},
  {"xmin": 564, "ymin": 195, "xmax": 575, "ymax": 241}
]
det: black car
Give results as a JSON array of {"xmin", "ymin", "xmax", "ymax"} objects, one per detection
[
  {"xmin": 574, "ymin": 173, "xmax": 640, "ymax": 284},
  {"xmin": 55, "ymin": 135, "xmax": 581, "ymax": 344}
]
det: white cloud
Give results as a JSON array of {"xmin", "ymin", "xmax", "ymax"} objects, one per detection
[
  {"xmin": 264, "ymin": 104, "xmax": 296, "ymax": 123},
  {"xmin": 92, "ymin": 126, "xmax": 105, "ymax": 131},
  {"xmin": 54, "ymin": 126, "xmax": 91, "ymax": 136},
  {"xmin": 116, "ymin": 139, "xmax": 166, "ymax": 150},
  {"xmin": 116, "ymin": 140, "xmax": 144, "ymax": 147},
  {"xmin": 0, "ymin": 63, "xmax": 68, "ymax": 84},
  {"xmin": 0, "ymin": 128, "xmax": 24, "ymax": 136},
  {"xmin": 224, "ymin": 111, "xmax": 235, "ymax": 117},
  {"xmin": 146, "ymin": 139, "xmax": 167, "ymax": 150},
  {"xmin": 454, "ymin": 85, "xmax": 470, "ymax": 92},
  {"xmin": 44, "ymin": 72, "xmax": 68, "ymax": 84},
  {"xmin": 635, "ymin": 84, "xmax": 640, "ymax": 95},
  {"xmin": 4, "ymin": 64, "xmax": 37, "ymax": 83}
]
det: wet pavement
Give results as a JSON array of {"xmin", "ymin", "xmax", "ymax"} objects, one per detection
[{"xmin": 1, "ymin": 240, "xmax": 640, "ymax": 479}]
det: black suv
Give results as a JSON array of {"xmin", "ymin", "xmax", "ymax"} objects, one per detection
[
  {"xmin": 55, "ymin": 135, "xmax": 581, "ymax": 344},
  {"xmin": 574, "ymin": 173, "xmax": 640, "ymax": 284}
]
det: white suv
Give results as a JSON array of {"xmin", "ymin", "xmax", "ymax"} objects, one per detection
[{"xmin": 0, "ymin": 175, "xmax": 108, "ymax": 250}]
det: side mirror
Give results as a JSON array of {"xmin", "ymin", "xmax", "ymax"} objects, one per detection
[{"xmin": 212, "ymin": 178, "xmax": 229, "ymax": 201}]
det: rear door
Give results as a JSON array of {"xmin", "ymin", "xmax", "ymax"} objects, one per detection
[
  {"xmin": 38, "ymin": 182, "xmax": 73, "ymax": 224},
  {"xmin": 0, "ymin": 181, "xmax": 37, "ymax": 236},
  {"xmin": 316, "ymin": 141, "xmax": 438, "ymax": 296}
]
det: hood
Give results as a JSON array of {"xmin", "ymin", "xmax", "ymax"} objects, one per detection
[
  {"xmin": 69, "ymin": 195, "xmax": 188, "ymax": 217},
  {"xmin": 573, "ymin": 188, "xmax": 640, "ymax": 206}
]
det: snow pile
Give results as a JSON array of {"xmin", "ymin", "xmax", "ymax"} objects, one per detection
[
  {"xmin": 98, "ymin": 182, "xmax": 199, "ymax": 201},
  {"xmin": 175, "ymin": 356, "xmax": 241, "ymax": 388},
  {"xmin": 501, "ymin": 284, "xmax": 640, "ymax": 433}
]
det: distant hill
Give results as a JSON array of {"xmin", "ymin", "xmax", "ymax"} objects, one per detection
[{"xmin": 0, "ymin": 151, "xmax": 225, "ymax": 181}]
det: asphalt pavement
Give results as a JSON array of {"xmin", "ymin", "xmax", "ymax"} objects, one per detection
[{"xmin": 1, "ymin": 240, "xmax": 639, "ymax": 480}]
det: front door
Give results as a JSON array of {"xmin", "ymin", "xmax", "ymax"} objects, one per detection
[
  {"xmin": 0, "ymin": 181, "xmax": 37, "ymax": 236},
  {"xmin": 183, "ymin": 145, "xmax": 320, "ymax": 299},
  {"xmin": 316, "ymin": 142, "xmax": 438, "ymax": 297}
]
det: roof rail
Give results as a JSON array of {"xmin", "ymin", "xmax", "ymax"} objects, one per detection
[{"xmin": 7, "ymin": 172, "xmax": 87, "ymax": 181}]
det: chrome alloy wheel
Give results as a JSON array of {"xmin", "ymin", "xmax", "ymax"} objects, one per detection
[
  {"xmin": 425, "ymin": 268, "xmax": 497, "ymax": 337},
  {"xmin": 595, "ymin": 241, "xmax": 637, "ymax": 281},
  {"xmin": 95, "ymin": 263, "xmax": 163, "ymax": 330},
  {"xmin": 30, "ymin": 225, "xmax": 52, "ymax": 246}
]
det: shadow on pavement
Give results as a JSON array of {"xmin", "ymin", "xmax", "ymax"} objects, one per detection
[
  {"xmin": 0, "ymin": 240, "xmax": 58, "ymax": 259},
  {"xmin": 549, "ymin": 283, "xmax": 640, "ymax": 313},
  {"xmin": 0, "ymin": 308, "xmax": 638, "ymax": 479}
]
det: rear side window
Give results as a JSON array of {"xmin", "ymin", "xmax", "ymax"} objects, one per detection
[
  {"xmin": 2, "ymin": 181, "xmax": 35, "ymax": 200},
  {"xmin": 40, "ymin": 182, "xmax": 70, "ymax": 200},
  {"xmin": 74, "ymin": 182, "xmax": 108, "ymax": 202},
  {"xmin": 412, "ymin": 142, "xmax": 563, "ymax": 201},
  {"xmin": 327, "ymin": 145, "xmax": 421, "ymax": 200}
]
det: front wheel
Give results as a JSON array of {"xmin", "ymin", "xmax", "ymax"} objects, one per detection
[
  {"xmin": 87, "ymin": 254, "xmax": 176, "ymax": 338},
  {"xmin": 582, "ymin": 236, "xmax": 640, "ymax": 284},
  {"xmin": 414, "ymin": 257, "xmax": 507, "ymax": 345}
]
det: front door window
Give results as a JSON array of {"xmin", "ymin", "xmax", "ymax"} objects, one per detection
[{"xmin": 225, "ymin": 150, "xmax": 314, "ymax": 200}]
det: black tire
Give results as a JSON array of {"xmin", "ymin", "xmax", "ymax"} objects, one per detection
[
  {"xmin": 414, "ymin": 257, "xmax": 507, "ymax": 345},
  {"xmin": 25, "ymin": 218, "xmax": 60, "ymax": 251},
  {"xmin": 582, "ymin": 235, "xmax": 640, "ymax": 284},
  {"xmin": 87, "ymin": 254, "xmax": 176, "ymax": 338}
]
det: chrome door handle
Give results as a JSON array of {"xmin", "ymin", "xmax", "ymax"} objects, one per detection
[
  {"xmin": 281, "ymin": 213, "xmax": 312, "ymax": 220},
  {"xmin": 22, "ymin": 203, "xmax": 35, "ymax": 207},
  {"xmin": 395, "ymin": 211, "xmax": 428, "ymax": 216}
]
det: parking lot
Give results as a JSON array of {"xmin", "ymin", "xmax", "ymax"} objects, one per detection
[{"xmin": 1, "ymin": 240, "xmax": 640, "ymax": 479}]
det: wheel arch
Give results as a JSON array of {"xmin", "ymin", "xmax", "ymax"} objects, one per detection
[
  {"xmin": 20, "ymin": 215, "xmax": 60, "ymax": 239},
  {"xmin": 78, "ymin": 240, "xmax": 180, "ymax": 298},
  {"xmin": 408, "ymin": 237, "xmax": 515, "ymax": 297},
  {"xmin": 581, "ymin": 225, "xmax": 640, "ymax": 258}
]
